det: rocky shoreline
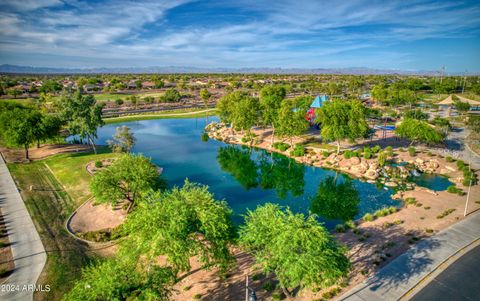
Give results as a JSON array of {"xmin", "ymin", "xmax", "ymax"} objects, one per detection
[{"xmin": 205, "ymin": 122, "xmax": 468, "ymax": 199}]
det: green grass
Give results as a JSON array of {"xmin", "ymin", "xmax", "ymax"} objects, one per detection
[
  {"xmin": 7, "ymin": 161, "xmax": 93, "ymax": 300},
  {"xmin": 103, "ymin": 108, "xmax": 216, "ymax": 124},
  {"xmin": 43, "ymin": 149, "xmax": 118, "ymax": 204}
]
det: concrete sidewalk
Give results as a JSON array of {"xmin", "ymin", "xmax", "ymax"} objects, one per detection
[
  {"xmin": 339, "ymin": 212, "xmax": 480, "ymax": 301},
  {"xmin": 0, "ymin": 155, "xmax": 46, "ymax": 301}
]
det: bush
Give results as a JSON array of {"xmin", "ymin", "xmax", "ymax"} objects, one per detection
[
  {"xmin": 290, "ymin": 144, "xmax": 305, "ymax": 157},
  {"xmin": 344, "ymin": 220, "xmax": 356, "ymax": 229},
  {"xmin": 372, "ymin": 145, "xmax": 381, "ymax": 153},
  {"xmin": 335, "ymin": 224, "xmax": 346, "ymax": 233},
  {"xmin": 456, "ymin": 160, "xmax": 466, "ymax": 169},
  {"xmin": 408, "ymin": 146, "xmax": 416, "ymax": 156},
  {"xmin": 445, "ymin": 156, "xmax": 454, "ymax": 162},
  {"xmin": 385, "ymin": 146, "xmax": 394, "ymax": 157},
  {"xmin": 363, "ymin": 149, "xmax": 372, "ymax": 159},
  {"xmin": 273, "ymin": 142, "xmax": 290, "ymax": 152},
  {"xmin": 437, "ymin": 208, "xmax": 456, "ymax": 219},
  {"xmin": 201, "ymin": 132, "xmax": 209, "ymax": 142},
  {"xmin": 374, "ymin": 206, "xmax": 397, "ymax": 218},
  {"xmin": 322, "ymin": 287, "xmax": 341, "ymax": 300},
  {"xmin": 363, "ymin": 213, "xmax": 374, "ymax": 222},
  {"xmin": 114, "ymin": 98, "xmax": 124, "ymax": 106},
  {"xmin": 405, "ymin": 197, "xmax": 417, "ymax": 205},
  {"xmin": 262, "ymin": 281, "xmax": 276, "ymax": 292},
  {"xmin": 447, "ymin": 185, "xmax": 464, "ymax": 195},
  {"xmin": 378, "ymin": 151, "xmax": 387, "ymax": 167},
  {"xmin": 94, "ymin": 161, "xmax": 103, "ymax": 168},
  {"xmin": 322, "ymin": 151, "xmax": 331, "ymax": 158}
]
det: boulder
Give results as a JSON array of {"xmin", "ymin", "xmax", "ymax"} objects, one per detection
[
  {"xmin": 365, "ymin": 169, "xmax": 378, "ymax": 180},
  {"xmin": 350, "ymin": 157, "xmax": 361, "ymax": 165},
  {"xmin": 385, "ymin": 181, "xmax": 398, "ymax": 187}
]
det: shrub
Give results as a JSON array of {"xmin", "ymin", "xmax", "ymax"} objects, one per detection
[
  {"xmin": 262, "ymin": 281, "xmax": 276, "ymax": 292},
  {"xmin": 94, "ymin": 161, "xmax": 103, "ymax": 168},
  {"xmin": 447, "ymin": 185, "xmax": 464, "ymax": 195},
  {"xmin": 115, "ymin": 98, "xmax": 124, "ymax": 106},
  {"xmin": 371, "ymin": 145, "xmax": 381, "ymax": 153},
  {"xmin": 201, "ymin": 132, "xmax": 209, "ymax": 142},
  {"xmin": 363, "ymin": 213, "xmax": 374, "ymax": 222},
  {"xmin": 193, "ymin": 294, "xmax": 202, "ymax": 299},
  {"xmin": 425, "ymin": 228, "xmax": 434, "ymax": 234},
  {"xmin": 363, "ymin": 149, "xmax": 372, "ymax": 159},
  {"xmin": 385, "ymin": 146, "xmax": 394, "ymax": 157},
  {"xmin": 374, "ymin": 206, "xmax": 397, "ymax": 218},
  {"xmin": 335, "ymin": 224, "xmax": 346, "ymax": 233},
  {"xmin": 405, "ymin": 197, "xmax": 417, "ymax": 205},
  {"xmin": 251, "ymin": 273, "xmax": 261, "ymax": 281},
  {"xmin": 273, "ymin": 142, "xmax": 290, "ymax": 152},
  {"xmin": 290, "ymin": 144, "xmax": 305, "ymax": 157},
  {"xmin": 322, "ymin": 287, "xmax": 341, "ymax": 300},
  {"xmin": 344, "ymin": 220, "xmax": 356, "ymax": 229},
  {"xmin": 408, "ymin": 146, "xmax": 416, "ymax": 156},
  {"xmin": 445, "ymin": 156, "xmax": 454, "ymax": 162},
  {"xmin": 437, "ymin": 208, "xmax": 456, "ymax": 219},
  {"xmin": 322, "ymin": 150, "xmax": 331, "ymax": 158},
  {"xmin": 378, "ymin": 151, "xmax": 387, "ymax": 167},
  {"xmin": 456, "ymin": 160, "xmax": 466, "ymax": 169},
  {"xmin": 344, "ymin": 150, "xmax": 353, "ymax": 159}
]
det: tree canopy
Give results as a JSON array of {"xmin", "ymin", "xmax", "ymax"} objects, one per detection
[
  {"xmin": 316, "ymin": 100, "xmax": 368, "ymax": 153},
  {"xmin": 239, "ymin": 204, "xmax": 349, "ymax": 296},
  {"xmin": 90, "ymin": 154, "xmax": 164, "ymax": 212},
  {"xmin": 107, "ymin": 125, "xmax": 136, "ymax": 153},
  {"xmin": 276, "ymin": 99, "xmax": 309, "ymax": 146},
  {"xmin": 60, "ymin": 92, "xmax": 104, "ymax": 154},
  {"xmin": 123, "ymin": 181, "xmax": 235, "ymax": 276},
  {"xmin": 395, "ymin": 118, "xmax": 444, "ymax": 145}
]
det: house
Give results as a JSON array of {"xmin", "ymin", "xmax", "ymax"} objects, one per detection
[
  {"xmin": 127, "ymin": 80, "xmax": 138, "ymax": 89},
  {"xmin": 141, "ymin": 81, "xmax": 155, "ymax": 89}
]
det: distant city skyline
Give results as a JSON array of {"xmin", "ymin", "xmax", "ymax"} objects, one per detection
[{"xmin": 0, "ymin": 0, "xmax": 479, "ymax": 72}]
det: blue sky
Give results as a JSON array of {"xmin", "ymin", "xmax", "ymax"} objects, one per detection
[{"xmin": 0, "ymin": 0, "xmax": 479, "ymax": 71}]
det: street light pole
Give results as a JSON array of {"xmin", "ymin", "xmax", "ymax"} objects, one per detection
[{"xmin": 463, "ymin": 151, "xmax": 473, "ymax": 217}]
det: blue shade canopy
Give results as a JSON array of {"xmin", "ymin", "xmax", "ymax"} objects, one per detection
[{"xmin": 311, "ymin": 95, "xmax": 328, "ymax": 108}]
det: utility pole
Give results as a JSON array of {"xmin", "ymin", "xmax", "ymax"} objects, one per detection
[
  {"xmin": 463, "ymin": 152, "xmax": 473, "ymax": 217},
  {"xmin": 462, "ymin": 70, "xmax": 467, "ymax": 94}
]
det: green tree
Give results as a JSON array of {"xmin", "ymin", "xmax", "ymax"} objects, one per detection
[
  {"xmin": 403, "ymin": 109, "xmax": 429, "ymax": 120},
  {"xmin": 310, "ymin": 176, "xmax": 359, "ymax": 222},
  {"xmin": 107, "ymin": 126, "xmax": 136, "ymax": 153},
  {"xmin": 395, "ymin": 118, "xmax": 444, "ymax": 145},
  {"xmin": 60, "ymin": 92, "xmax": 104, "ymax": 154},
  {"xmin": 260, "ymin": 85, "xmax": 286, "ymax": 145},
  {"xmin": 232, "ymin": 95, "xmax": 260, "ymax": 134},
  {"xmin": 64, "ymin": 258, "xmax": 174, "ymax": 301},
  {"xmin": 216, "ymin": 91, "xmax": 245, "ymax": 125},
  {"xmin": 90, "ymin": 154, "xmax": 163, "ymax": 212},
  {"xmin": 0, "ymin": 107, "xmax": 42, "ymax": 159},
  {"xmin": 199, "ymin": 88, "xmax": 211, "ymax": 107},
  {"xmin": 454, "ymin": 100, "xmax": 471, "ymax": 118},
  {"xmin": 316, "ymin": 100, "xmax": 369, "ymax": 153},
  {"xmin": 239, "ymin": 204, "xmax": 349, "ymax": 297},
  {"xmin": 123, "ymin": 181, "xmax": 235, "ymax": 277},
  {"xmin": 161, "ymin": 88, "xmax": 181, "ymax": 102},
  {"xmin": 36, "ymin": 114, "xmax": 62, "ymax": 148},
  {"xmin": 276, "ymin": 99, "xmax": 309, "ymax": 147}
]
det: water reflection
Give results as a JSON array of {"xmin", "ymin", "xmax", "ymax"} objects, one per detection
[
  {"xmin": 310, "ymin": 175, "xmax": 360, "ymax": 222},
  {"xmin": 216, "ymin": 146, "xmax": 305, "ymax": 199}
]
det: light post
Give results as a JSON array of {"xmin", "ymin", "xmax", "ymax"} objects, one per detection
[
  {"xmin": 463, "ymin": 150, "xmax": 473, "ymax": 217},
  {"xmin": 245, "ymin": 275, "xmax": 257, "ymax": 301}
]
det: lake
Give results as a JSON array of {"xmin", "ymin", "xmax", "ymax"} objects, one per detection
[{"xmin": 92, "ymin": 117, "xmax": 399, "ymax": 228}]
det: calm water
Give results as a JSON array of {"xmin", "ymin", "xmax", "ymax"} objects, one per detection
[
  {"xmin": 92, "ymin": 117, "xmax": 399, "ymax": 227},
  {"xmin": 410, "ymin": 173, "xmax": 453, "ymax": 191}
]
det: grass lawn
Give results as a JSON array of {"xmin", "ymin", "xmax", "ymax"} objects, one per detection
[
  {"xmin": 103, "ymin": 108, "xmax": 216, "ymax": 124},
  {"xmin": 43, "ymin": 150, "xmax": 118, "ymax": 204},
  {"xmin": 8, "ymin": 161, "xmax": 89, "ymax": 300},
  {"xmin": 0, "ymin": 98, "xmax": 35, "ymax": 104}
]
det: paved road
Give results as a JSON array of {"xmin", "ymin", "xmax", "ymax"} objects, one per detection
[
  {"xmin": 0, "ymin": 155, "xmax": 46, "ymax": 301},
  {"xmin": 442, "ymin": 127, "xmax": 480, "ymax": 168},
  {"xmin": 410, "ymin": 245, "xmax": 480, "ymax": 301},
  {"xmin": 339, "ymin": 212, "xmax": 480, "ymax": 301}
]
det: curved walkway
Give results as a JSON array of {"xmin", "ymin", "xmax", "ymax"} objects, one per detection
[
  {"xmin": 0, "ymin": 155, "xmax": 46, "ymax": 301},
  {"xmin": 339, "ymin": 212, "xmax": 480, "ymax": 301}
]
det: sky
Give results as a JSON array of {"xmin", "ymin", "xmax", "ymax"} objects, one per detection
[{"xmin": 0, "ymin": 0, "xmax": 479, "ymax": 72}]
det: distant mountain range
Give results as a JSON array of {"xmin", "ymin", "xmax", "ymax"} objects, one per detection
[{"xmin": 0, "ymin": 64, "xmax": 471, "ymax": 75}]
